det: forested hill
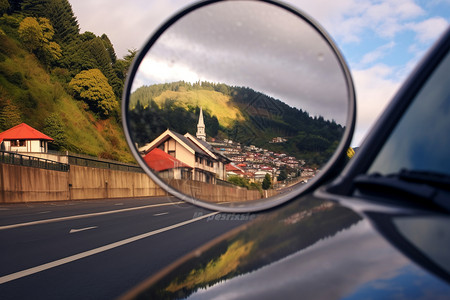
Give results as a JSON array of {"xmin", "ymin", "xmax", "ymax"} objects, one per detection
[
  {"xmin": 129, "ymin": 81, "xmax": 344, "ymax": 166},
  {"xmin": 0, "ymin": 0, "xmax": 136, "ymax": 162}
]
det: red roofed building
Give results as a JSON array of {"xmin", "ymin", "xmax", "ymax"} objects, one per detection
[
  {"xmin": 143, "ymin": 148, "xmax": 192, "ymax": 180},
  {"xmin": 226, "ymin": 163, "xmax": 245, "ymax": 177},
  {"xmin": 0, "ymin": 123, "xmax": 53, "ymax": 153}
]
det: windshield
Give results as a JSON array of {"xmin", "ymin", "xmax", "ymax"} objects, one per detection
[{"xmin": 368, "ymin": 50, "xmax": 450, "ymax": 177}]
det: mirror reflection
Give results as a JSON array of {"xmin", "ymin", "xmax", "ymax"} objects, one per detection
[{"xmin": 126, "ymin": 1, "xmax": 349, "ymax": 203}]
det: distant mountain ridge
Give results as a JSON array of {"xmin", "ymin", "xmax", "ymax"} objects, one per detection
[{"xmin": 129, "ymin": 81, "xmax": 344, "ymax": 166}]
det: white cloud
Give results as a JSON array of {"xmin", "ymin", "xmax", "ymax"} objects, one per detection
[
  {"xmin": 352, "ymin": 64, "xmax": 401, "ymax": 146},
  {"xmin": 407, "ymin": 17, "xmax": 449, "ymax": 43},
  {"xmin": 131, "ymin": 57, "xmax": 200, "ymax": 92},
  {"xmin": 359, "ymin": 41, "xmax": 396, "ymax": 66},
  {"xmin": 70, "ymin": 0, "xmax": 192, "ymax": 57},
  {"xmin": 288, "ymin": 0, "xmax": 425, "ymax": 43}
]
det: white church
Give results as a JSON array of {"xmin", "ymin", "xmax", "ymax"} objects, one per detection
[{"xmin": 139, "ymin": 108, "xmax": 230, "ymax": 184}]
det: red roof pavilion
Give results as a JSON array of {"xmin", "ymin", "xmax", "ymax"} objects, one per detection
[{"xmin": 0, "ymin": 123, "xmax": 53, "ymax": 143}]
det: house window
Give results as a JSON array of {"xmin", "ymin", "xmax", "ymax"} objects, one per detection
[
  {"xmin": 181, "ymin": 169, "xmax": 192, "ymax": 180},
  {"xmin": 11, "ymin": 140, "xmax": 26, "ymax": 147}
]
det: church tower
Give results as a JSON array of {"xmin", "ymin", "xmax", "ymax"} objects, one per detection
[{"xmin": 196, "ymin": 107, "xmax": 206, "ymax": 141}]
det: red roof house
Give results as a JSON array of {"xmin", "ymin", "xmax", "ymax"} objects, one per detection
[
  {"xmin": 0, "ymin": 123, "xmax": 53, "ymax": 153},
  {"xmin": 226, "ymin": 163, "xmax": 245, "ymax": 177},
  {"xmin": 143, "ymin": 148, "xmax": 192, "ymax": 180}
]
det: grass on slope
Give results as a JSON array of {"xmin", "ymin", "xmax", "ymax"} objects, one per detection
[{"xmin": 154, "ymin": 89, "xmax": 245, "ymax": 128}]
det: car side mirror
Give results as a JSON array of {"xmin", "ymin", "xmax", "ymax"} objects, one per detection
[{"xmin": 122, "ymin": 0, "xmax": 356, "ymax": 212}]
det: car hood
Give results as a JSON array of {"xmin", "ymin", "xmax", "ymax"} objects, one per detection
[{"xmin": 121, "ymin": 194, "xmax": 450, "ymax": 299}]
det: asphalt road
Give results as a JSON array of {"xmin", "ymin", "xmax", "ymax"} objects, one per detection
[{"xmin": 0, "ymin": 197, "xmax": 251, "ymax": 299}]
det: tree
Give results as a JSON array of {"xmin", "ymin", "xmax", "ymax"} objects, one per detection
[
  {"xmin": 227, "ymin": 175, "xmax": 249, "ymax": 189},
  {"xmin": 44, "ymin": 41, "xmax": 62, "ymax": 60},
  {"xmin": 18, "ymin": 17, "xmax": 43, "ymax": 51},
  {"xmin": 38, "ymin": 17, "xmax": 54, "ymax": 43},
  {"xmin": 115, "ymin": 48, "xmax": 137, "ymax": 80},
  {"xmin": 17, "ymin": 17, "xmax": 62, "ymax": 63},
  {"xmin": 60, "ymin": 40, "xmax": 97, "ymax": 74},
  {"xmin": 262, "ymin": 173, "xmax": 272, "ymax": 190},
  {"xmin": 277, "ymin": 169, "xmax": 287, "ymax": 182},
  {"xmin": 69, "ymin": 69, "xmax": 117, "ymax": 118},
  {"xmin": 47, "ymin": 0, "xmax": 79, "ymax": 44},
  {"xmin": 19, "ymin": 0, "xmax": 79, "ymax": 44},
  {"xmin": 43, "ymin": 113, "xmax": 67, "ymax": 150},
  {"xmin": 101, "ymin": 34, "xmax": 116, "ymax": 63},
  {"xmin": 0, "ymin": 97, "xmax": 22, "ymax": 131},
  {"xmin": 0, "ymin": 0, "xmax": 9, "ymax": 15},
  {"xmin": 86, "ymin": 36, "xmax": 122, "ymax": 97}
]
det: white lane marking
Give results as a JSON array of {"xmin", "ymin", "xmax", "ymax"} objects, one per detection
[
  {"xmin": 0, "ymin": 201, "xmax": 184, "ymax": 231},
  {"xmin": 36, "ymin": 211, "xmax": 51, "ymax": 215},
  {"xmin": 153, "ymin": 212, "xmax": 169, "ymax": 216},
  {"xmin": 114, "ymin": 203, "xmax": 124, "ymax": 206},
  {"xmin": 0, "ymin": 212, "xmax": 218, "ymax": 285},
  {"xmin": 69, "ymin": 226, "xmax": 98, "ymax": 234}
]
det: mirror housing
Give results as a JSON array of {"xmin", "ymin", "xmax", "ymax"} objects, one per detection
[{"xmin": 122, "ymin": 0, "xmax": 356, "ymax": 212}]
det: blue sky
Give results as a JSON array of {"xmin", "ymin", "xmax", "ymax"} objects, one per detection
[{"xmin": 70, "ymin": 0, "xmax": 450, "ymax": 146}]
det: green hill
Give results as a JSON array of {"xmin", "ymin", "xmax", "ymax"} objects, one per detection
[
  {"xmin": 0, "ymin": 0, "xmax": 135, "ymax": 162},
  {"xmin": 129, "ymin": 81, "xmax": 345, "ymax": 166}
]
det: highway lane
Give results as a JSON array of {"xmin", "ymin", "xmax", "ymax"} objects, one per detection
[
  {"xmin": 0, "ymin": 197, "xmax": 189, "ymax": 226},
  {"xmin": 0, "ymin": 197, "xmax": 253, "ymax": 299}
]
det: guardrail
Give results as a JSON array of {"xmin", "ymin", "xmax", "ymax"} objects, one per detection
[
  {"xmin": 0, "ymin": 151, "xmax": 70, "ymax": 172},
  {"xmin": 0, "ymin": 151, "xmax": 145, "ymax": 173},
  {"xmin": 67, "ymin": 153, "xmax": 144, "ymax": 173}
]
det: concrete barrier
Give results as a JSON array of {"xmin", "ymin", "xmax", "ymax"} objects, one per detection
[
  {"xmin": 166, "ymin": 179, "xmax": 278, "ymax": 203},
  {"xmin": 0, "ymin": 163, "xmax": 68, "ymax": 203},
  {"xmin": 0, "ymin": 163, "xmax": 278, "ymax": 204},
  {"xmin": 0, "ymin": 163, "xmax": 167, "ymax": 203},
  {"xmin": 68, "ymin": 165, "xmax": 167, "ymax": 200}
]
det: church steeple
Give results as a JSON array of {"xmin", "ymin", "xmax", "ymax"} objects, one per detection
[{"xmin": 196, "ymin": 107, "xmax": 206, "ymax": 141}]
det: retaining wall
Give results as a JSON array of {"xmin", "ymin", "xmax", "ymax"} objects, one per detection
[
  {"xmin": 0, "ymin": 163, "xmax": 278, "ymax": 204},
  {"xmin": 167, "ymin": 179, "xmax": 278, "ymax": 203},
  {"xmin": 0, "ymin": 163, "xmax": 68, "ymax": 203},
  {"xmin": 0, "ymin": 164, "xmax": 167, "ymax": 203}
]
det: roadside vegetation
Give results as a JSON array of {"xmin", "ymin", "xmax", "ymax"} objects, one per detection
[{"xmin": 0, "ymin": 0, "xmax": 136, "ymax": 162}]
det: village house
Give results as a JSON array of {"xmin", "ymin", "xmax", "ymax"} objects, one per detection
[
  {"xmin": 139, "ymin": 108, "xmax": 230, "ymax": 184},
  {"xmin": 0, "ymin": 123, "xmax": 53, "ymax": 153},
  {"xmin": 225, "ymin": 163, "xmax": 245, "ymax": 177},
  {"xmin": 143, "ymin": 147, "xmax": 192, "ymax": 180}
]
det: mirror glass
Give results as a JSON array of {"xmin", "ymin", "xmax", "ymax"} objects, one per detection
[{"xmin": 123, "ymin": 0, "xmax": 353, "ymax": 209}]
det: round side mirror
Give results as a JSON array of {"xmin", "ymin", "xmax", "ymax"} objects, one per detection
[{"xmin": 122, "ymin": 0, "xmax": 355, "ymax": 212}]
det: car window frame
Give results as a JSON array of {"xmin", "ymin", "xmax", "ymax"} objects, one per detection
[{"xmin": 323, "ymin": 27, "xmax": 450, "ymax": 198}]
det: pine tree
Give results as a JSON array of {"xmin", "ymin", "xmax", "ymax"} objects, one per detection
[
  {"xmin": 0, "ymin": 0, "xmax": 9, "ymax": 14},
  {"xmin": 86, "ymin": 37, "xmax": 123, "ymax": 97},
  {"xmin": 0, "ymin": 90, "xmax": 22, "ymax": 131},
  {"xmin": 262, "ymin": 173, "xmax": 272, "ymax": 190},
  {"xmin": 43, "ymin": 113, "xmax": 67, "ymax": 150}
]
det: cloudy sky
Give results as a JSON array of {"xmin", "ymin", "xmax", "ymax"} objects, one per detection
[{"xmin": 69, "ymin": 0, "xmax": 449, "ymax": 146}]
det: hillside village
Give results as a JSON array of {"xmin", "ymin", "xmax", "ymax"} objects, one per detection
[
  {"xmin": 138, "ymin": 107, "xmax": 316, "ymax": 190},
  {"xmin": 211, "ymin": 139, "xmax": 315, "ymax": 184}
]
